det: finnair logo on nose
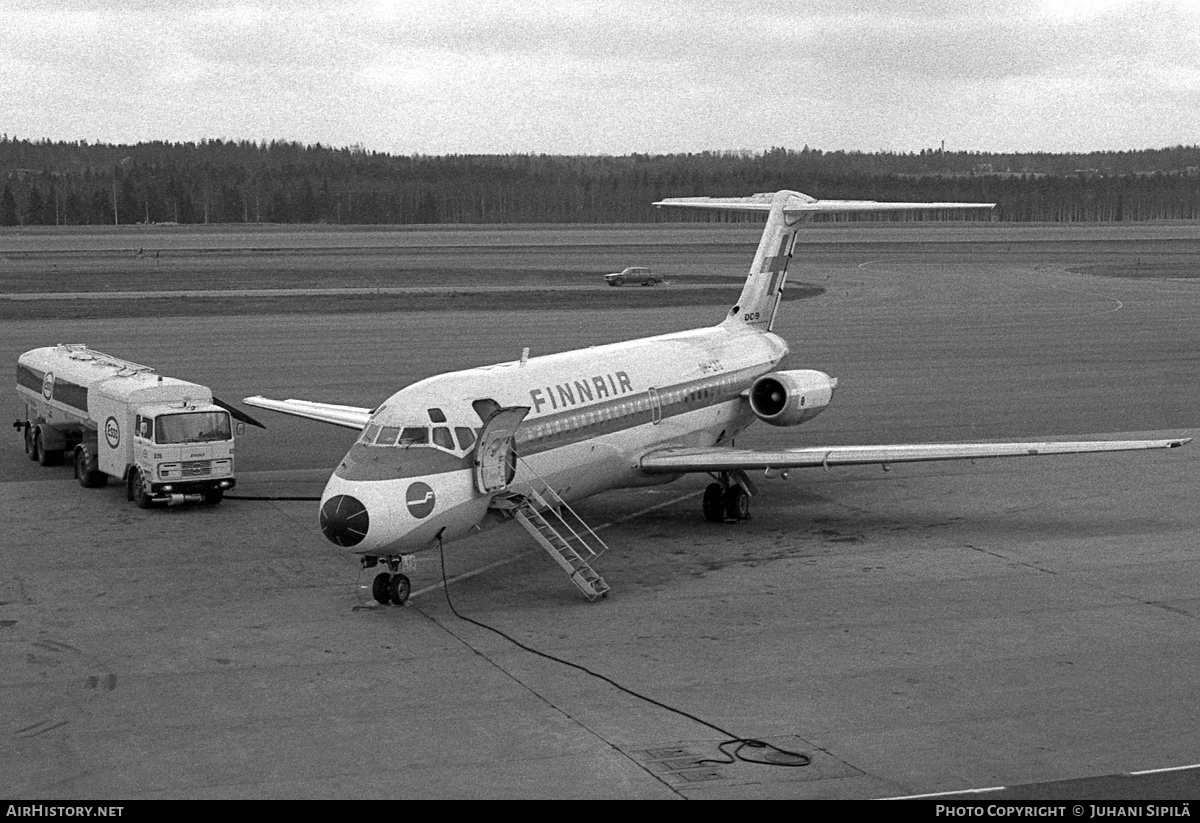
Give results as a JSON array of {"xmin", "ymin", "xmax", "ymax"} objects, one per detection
[{"xmin": 406, "ymin": 482, "xmax": 436, "ymax": 518}]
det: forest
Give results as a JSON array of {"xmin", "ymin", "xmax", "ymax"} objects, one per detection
[{"xmin": 2, "ymin": 136, "xmax": 1199, "ymax": 226}]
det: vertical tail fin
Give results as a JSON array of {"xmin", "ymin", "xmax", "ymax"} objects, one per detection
[
  {"xmin": 725, "ymin": 190, "xmax": 812, "ymax": 332},
  {"xmin": 654, "ymin": 190, "xmax": 995, "ymax": 334}
]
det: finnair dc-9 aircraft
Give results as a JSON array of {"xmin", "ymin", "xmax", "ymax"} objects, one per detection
[{"xmin": 245, "ymin": 191, "xmax": 1189, "ymax": 606}]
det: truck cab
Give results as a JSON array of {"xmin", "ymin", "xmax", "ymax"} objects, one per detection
[{"xmin": 125, "ymin": 403, "xmax": 236, "ymax": 506}]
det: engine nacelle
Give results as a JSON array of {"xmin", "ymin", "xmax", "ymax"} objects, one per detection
[{"xmin": 748, "ymin": 369, "xmax": 838, "ymax": 427}]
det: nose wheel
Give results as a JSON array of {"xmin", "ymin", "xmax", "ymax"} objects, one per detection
[
  {"xmin": 371, "ymin": 572, "xmax": 412, "ymax": 605},
  {"xmin": 365, "ymin": 555, "xmax": 415, "ymax": 605}
]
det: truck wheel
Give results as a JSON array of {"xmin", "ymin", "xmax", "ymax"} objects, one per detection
[
  {"xmin": 25, "ymin": 426, "xmax": 37, "ymax": 460},
  {"xmin": 203, "ymin": 489, "xmax": 224, "ymax": 505},
  {"xmin": 34, "ymin": 431, "xmax": 62, "ymax": 467},
  {"xmin": 75, "ymin": 451, "xmax": 89, "ymax": 486},
  {"xmin": 131, "ymin": 470, "xmax": 153, "ymax": 509},
  {"xmin": 75, "ymin": 450, "xmax": 108, "ymax": 488}
]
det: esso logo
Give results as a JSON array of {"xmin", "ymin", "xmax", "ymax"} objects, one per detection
[
  {"xmin": 41, "ymin": 372, "xmax": 54, "ymax": 400},
  {"xmin": 104, "ymin": 416, "xmax": 120, "ymax": 448},
  {"xmin": 405, "ymin": 482, "xmax": 436, "ymax": 519}
]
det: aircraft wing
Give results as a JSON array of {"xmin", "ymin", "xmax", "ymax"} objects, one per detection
[
  {"xmin": 639, "ymin": 437, "xmax": 1190, "ymax": 474},
  {"xmin": 242, "ymin": 395, "xmax": 373, "ymax": 430}
]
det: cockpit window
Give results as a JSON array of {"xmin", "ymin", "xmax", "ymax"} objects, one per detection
[
  {"xmin": 361, "ymin": 415, "xmax": 474, "ymax": 454},
  {"xmin": 455, "ymin": 427, "xmax": 476, "ymax": 451},
  {"xmin": 428, "ymin": 408, "xmax": 447, "ymax": 423},
  {"xmin": 432, "ymin": 427, "xmax": 454, "ymax": 450},
  {"xmin": 398, "ymin": 427, "xmax": 428, "ymax": 446}
]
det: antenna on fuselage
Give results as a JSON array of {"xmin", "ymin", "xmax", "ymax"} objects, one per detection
[{"xmin": 520, "ymin": 347, "xmax": 529, "ymax": 367}]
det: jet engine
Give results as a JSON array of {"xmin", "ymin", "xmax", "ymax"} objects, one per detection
[{"xmin": 748, "ymin": 369, "xmax": 838, "ymax": 426}]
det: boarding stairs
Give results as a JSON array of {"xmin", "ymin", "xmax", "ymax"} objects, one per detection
[{"xmin": 493, "ymin": 467, "xmax": 610, "ymax": 601}]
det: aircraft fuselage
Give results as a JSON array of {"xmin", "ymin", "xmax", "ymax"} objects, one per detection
[{"xmin": 318, "ymin": 323, "xmax": 790, "ymax": 556}]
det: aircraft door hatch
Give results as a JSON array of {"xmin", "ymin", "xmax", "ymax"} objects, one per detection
[{"xmin": 473, "ymin": 406, "xmax": 530, "ymax": 494}]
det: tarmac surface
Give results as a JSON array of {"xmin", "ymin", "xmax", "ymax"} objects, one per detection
[{"xmin": 2, "ymin": 223, "xmax": 1199, "ymax": 799}]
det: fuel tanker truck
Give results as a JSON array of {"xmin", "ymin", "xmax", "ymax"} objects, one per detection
[{"xmin": 14, "ymin": 344, "xmax": 261, "ymax": 507}]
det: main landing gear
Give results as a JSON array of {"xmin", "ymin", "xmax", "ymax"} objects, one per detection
[
  {"xmin": 363, "ymin": 555, "xmax": 412, "ymax": 605},
  {"xmin": 703, "ymin": 473, "xmax": 752, "ymax": 523}
]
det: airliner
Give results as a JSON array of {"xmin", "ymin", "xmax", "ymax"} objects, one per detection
[{"xmin": 245, "ymin": 190, "xmax": 1189, "ymax": 605}]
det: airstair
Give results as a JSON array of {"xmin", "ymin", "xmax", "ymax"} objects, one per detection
[{"xmin": 493, "ymin": 467, "xmax": 610, "ymax": 601}]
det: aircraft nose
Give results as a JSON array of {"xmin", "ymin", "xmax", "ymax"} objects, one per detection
[{"xmin": 320, "ymin": 494, "xmax": 370, "ymax": 547}]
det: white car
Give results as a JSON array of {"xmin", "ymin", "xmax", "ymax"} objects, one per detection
[{"xmin": 604, "ymin": 267, "xmax": 662, "ymax": 286}]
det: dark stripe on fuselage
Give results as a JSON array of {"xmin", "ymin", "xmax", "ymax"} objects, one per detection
[{"xmin": 515, "ymin": 364, "xmax": 763, "ymax": 457}]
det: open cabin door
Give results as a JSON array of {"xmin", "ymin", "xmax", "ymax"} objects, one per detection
[{"xmin": 473, "ymin": 406, "xmax": 530, "ymax": 494}]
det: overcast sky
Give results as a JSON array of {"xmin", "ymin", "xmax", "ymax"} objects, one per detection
[{"xmin": 3, "ymin": 0, "xmax": 1198, "ymax": 156}]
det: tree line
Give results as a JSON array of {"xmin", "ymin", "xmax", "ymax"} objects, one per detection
[{"xmin": 2, "ymin": 136, "xmax": 1199, "ymax": 226}]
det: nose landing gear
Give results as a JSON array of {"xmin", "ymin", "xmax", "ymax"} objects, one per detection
[{"xmin": 363, "ymin": 555, "xmax": 414, "ymax": 605}]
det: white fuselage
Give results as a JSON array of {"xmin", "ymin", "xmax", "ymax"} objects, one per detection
[{"xmin": 318, "ymin": 322, "xmax": 789, "ymax": 556}]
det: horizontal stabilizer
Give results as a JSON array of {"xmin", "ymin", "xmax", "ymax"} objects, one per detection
[
  {"xmin": 243, "ymin": 396, "xmax": 373, "ymax": 430},
  {"xmin": 654, "ymin": 192, "xmax": 995, "ymax": 216},
  {"xmin": 640, "ymin": 437, "xmax": 1190, "ymax": 474}
]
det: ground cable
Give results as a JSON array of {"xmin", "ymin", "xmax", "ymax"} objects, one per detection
[{"xmin": 433, "ymin": 537, "xmax": 810, "ymax": 770}]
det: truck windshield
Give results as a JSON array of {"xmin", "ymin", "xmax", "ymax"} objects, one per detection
[{"xmin": 155, "ymin": 412, "xmax": 232, "ymax": 444}]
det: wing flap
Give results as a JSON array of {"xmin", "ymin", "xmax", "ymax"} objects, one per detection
[
  {"xmin": 243, "ymin": 395, "xmax": 373, "ymax": 430},
  {"xmin": 640, "ymin": 438, "xmax": 1191, "ymax": 474}
]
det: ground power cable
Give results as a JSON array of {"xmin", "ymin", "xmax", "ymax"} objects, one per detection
[
  {"xmin": 227, "ymin": 493, "xmax": 811, "ymax": 768},
  {"xmin": 432, "ymin": 537, "xmax": 811, "ymax": 770},
  {"xmin": 225, "ymin": 494, "xmax": 321, "ymax": 502}
]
